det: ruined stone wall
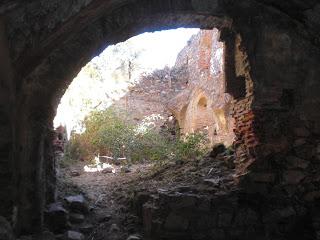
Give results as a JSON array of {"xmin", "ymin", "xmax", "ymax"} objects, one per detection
[
  {"xmin": 136, "ymin": 18, "xmax": 320, "ymax": 239},
  {"xmin": 169, "ymin": 29, "xmax": 235, "ymax": 146},
  {"xmin": 113, "ymin": 30, "xmax": 235, "ymax": 146},
  {"xmin": 234, "ymin": 15, "xmax": 320, "ymax": 198},
  {"xmin": 113, "ymin": 66, "xmax": 188, "ymax": 130}
]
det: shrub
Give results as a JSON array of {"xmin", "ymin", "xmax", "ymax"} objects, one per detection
[
  {"xmin": 174, "ymin": 132, "xmax": 209, "ymax": 161},
  {"xmin": 66, "ymin": 108, "xmax": 209, "ymax": 163}
]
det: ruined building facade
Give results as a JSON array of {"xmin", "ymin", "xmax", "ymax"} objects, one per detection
[
  {"xmin": 115, "ymin": 29, "xmax": 235, "ymax": 145},
  {"xmin": 169, "ymin": 29, "xmax": 234, "ymax": 145}
]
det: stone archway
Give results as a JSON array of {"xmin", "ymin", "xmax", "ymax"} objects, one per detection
[
  {"xmin": 1, "ymin": 0, "xmax": 320, "ymax": 236},
  {"xmin": 8, "ymin": 3, "xmax": 233, "ymax": 233},
  {"xmin": 194, "ymin": 96, "xmax": 210, "ymax": 133}
]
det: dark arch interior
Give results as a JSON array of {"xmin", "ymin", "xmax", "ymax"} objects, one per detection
[
  {"xmin": 1, "ymin": 0, "xmax": 320, "ymax": 238},
  {"xmin": 198, "ymin": 97, "xmax": 208, "ymax": 108}
]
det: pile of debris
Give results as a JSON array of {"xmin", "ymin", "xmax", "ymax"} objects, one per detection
[
  {"xmin": 45, "ymin": 194, "xmax": 92, "ymax": 240},
  {"xmin": 54, "ymin": 144, "xmax": 237, "ymax": 240},
  {"xmin": 112, "ymin": 144, "xmax": 237, "ymax": 199},
  {"xmin": 101, "ymin": 144, "xmax": 238, "ymax": 239}
]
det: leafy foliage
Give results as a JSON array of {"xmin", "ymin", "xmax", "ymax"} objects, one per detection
[
  {"xmin": 175, "ymin": 133, "xmax": 209, "ymax": 161},
  {"xmin": 66, "ymin": 108, "xmax": 209, "ymax": 163}
]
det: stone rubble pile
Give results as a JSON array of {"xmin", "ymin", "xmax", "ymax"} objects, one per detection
[{"xmin": 44, "ymin": 194, "xmax": 91, "ymax": 240}]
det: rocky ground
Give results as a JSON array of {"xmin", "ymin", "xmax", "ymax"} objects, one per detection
[
  {"xmin": 56, "ymin": 162, "xmax": 154, "ymax": 240},
  {"xmin": 50, "ymin": 144, "xmax": 236, "ymax": 240}
]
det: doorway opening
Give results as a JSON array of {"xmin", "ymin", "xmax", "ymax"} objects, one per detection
[{"xmin": 49, "ymin": 27, "xmax": 236, "ymax": 239}]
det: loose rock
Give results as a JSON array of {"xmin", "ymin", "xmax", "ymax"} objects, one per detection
[
  {"xmin": 127, "ymin": 234, "xmax": 141, "ymax": 240},
  {"xmin": 121, "ymin": 166, "xmax": 131, "ymax": 173},
  {"xmin": 70, "ymin": 170, "xmax": 81, "ymax": 177},
  {"xmin": 283, "ymin": 170, "xmax": 306, "ymax": 184},
  {"xmin": 45, "ymin": 203, "xmax": 69, "ymax": 233},
  {"xmin": 69, "ymin": 213, "xmax": 85, "ymax": 224},
  {"xmin": 109, "ymin": 223, "xmax": 120, "ymax": 233},
  {"xmin": 78, "ymin": 223, "xmax": 94, "ymax": 234},
  {"xmin": 65, "ymin": 231, "xmax": 84, "ymax": 240},
  {"xmin": 102, "ymin": 167, "xmax": 113, "ymax": 174},
  {"xmin": 209, "ymin": 144, "xmax": 226, "ymax": 158},
  {"xmin": 65, "ymin": 195, "xmax": 89, "ymax": 214}
]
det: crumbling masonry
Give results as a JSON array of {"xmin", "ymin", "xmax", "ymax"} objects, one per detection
[{"xmin": 0, "ymin": 0, "xmax": 320, "ymax": 238}]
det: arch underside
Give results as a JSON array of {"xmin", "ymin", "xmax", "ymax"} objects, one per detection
[{"xmin": 0, "ymin": 0, "xmax": 320, "ymax": 237}]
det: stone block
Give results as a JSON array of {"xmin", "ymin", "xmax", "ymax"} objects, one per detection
[
  {"xmin": 101, "ymin": 167, "xmax": 113, "ymax": 174},
  {"xmin": 317, "ymin": 143, "xmax": 320, "ymax": 155},
  {"xmin": 120, "ymin": 166, "xmax": 131, "ymax": 173},
  {"xmin": 164, "ymin": 213, "xmax": 189, "ymax": 231},
  {"xmin": 196, "ymin": 198, "xmax": 211, "ymax": 212},
  {"xmin": 263, "ymin": 207, "xmax": 296, "ymax": 224},
  {"xmin": 286, "ymin": 156, "xmax": 309, "ymax": 169},
  {"xmin": 45, "ymin": 202, "xmax": 69, "ymax": 233},
  {"xmin": 78, "ymin": 223, "xmax": 94, "ymax": 234},
  {"xmin": 218, "ymin": 211, "xmax": 233, "ymax": 227},
  {"xmin": 209, "ymin": 228, "xmax": 225, "ymax": 240},
  {"xmin": 109, "ymin": 223, "xmax": 120, "ymax": 233},
  {"xmin": 142, "ymin": 203, "xmax": 156, "ymax": 236},
  {"xmin": 65, "ymin": 231, "xmax": 84, "ymax": 240},
  {"xmin": 233, "ymin": 208, "xmax": 258, "ymax": 227},
  {"xmin": 69, "ymin": 213, "xmax": 85, "ymax": 224},
  {"xmin": 65, "ymin": 195, "xmax": 88, "ymax": 214},
  {"xmin": 126, "ymin": 234, "xmax": 141, "ymax": 240},
  {"xmin": 303, "ymin": 191, "xmax": 320, "ymax": 202},
  {"xmin": 283, "ymin": 170, "xmax": 306, "ymax": 184},
  {"xmin": 194, "ymin": 214, "xmax": 213, "ymax": 230},
  {"xmin": 293, "ymin": 138, "xmax": 307, "ymax": 147},
  {"xmin": 278, "ymin": 207, "xmax": 296, "ymax": 218},
  {"xmin": 70, "ymin": 170, "xmax": 80, "ymax": 177},
  {"xmin": 250, "ymin": 172, "xmax": 276, "ymax": 183},
  {"xmin": 293, "ymin": 127, "xmax": 310, "ymax": 137},
  {"xmin": 165, "ymin": 193, "xmax": 198, "ymax": 210}
]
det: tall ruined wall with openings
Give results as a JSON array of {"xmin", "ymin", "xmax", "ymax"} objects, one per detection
[
  {"xmin": 114, "ymin": 30, "xmax": 235, "ymax": 145},
  {"xmin": 169, "ymin": 29, "xmax": 234, "ymax": 146}
]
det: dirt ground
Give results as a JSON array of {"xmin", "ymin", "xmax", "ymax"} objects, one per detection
[
  {"xmin": 58, "ymin": 161, "xmax": 154, "ymax": 240},
  {"xmin": 57, "ymin": 150, "xmax": 236, "ymax": 240}
]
